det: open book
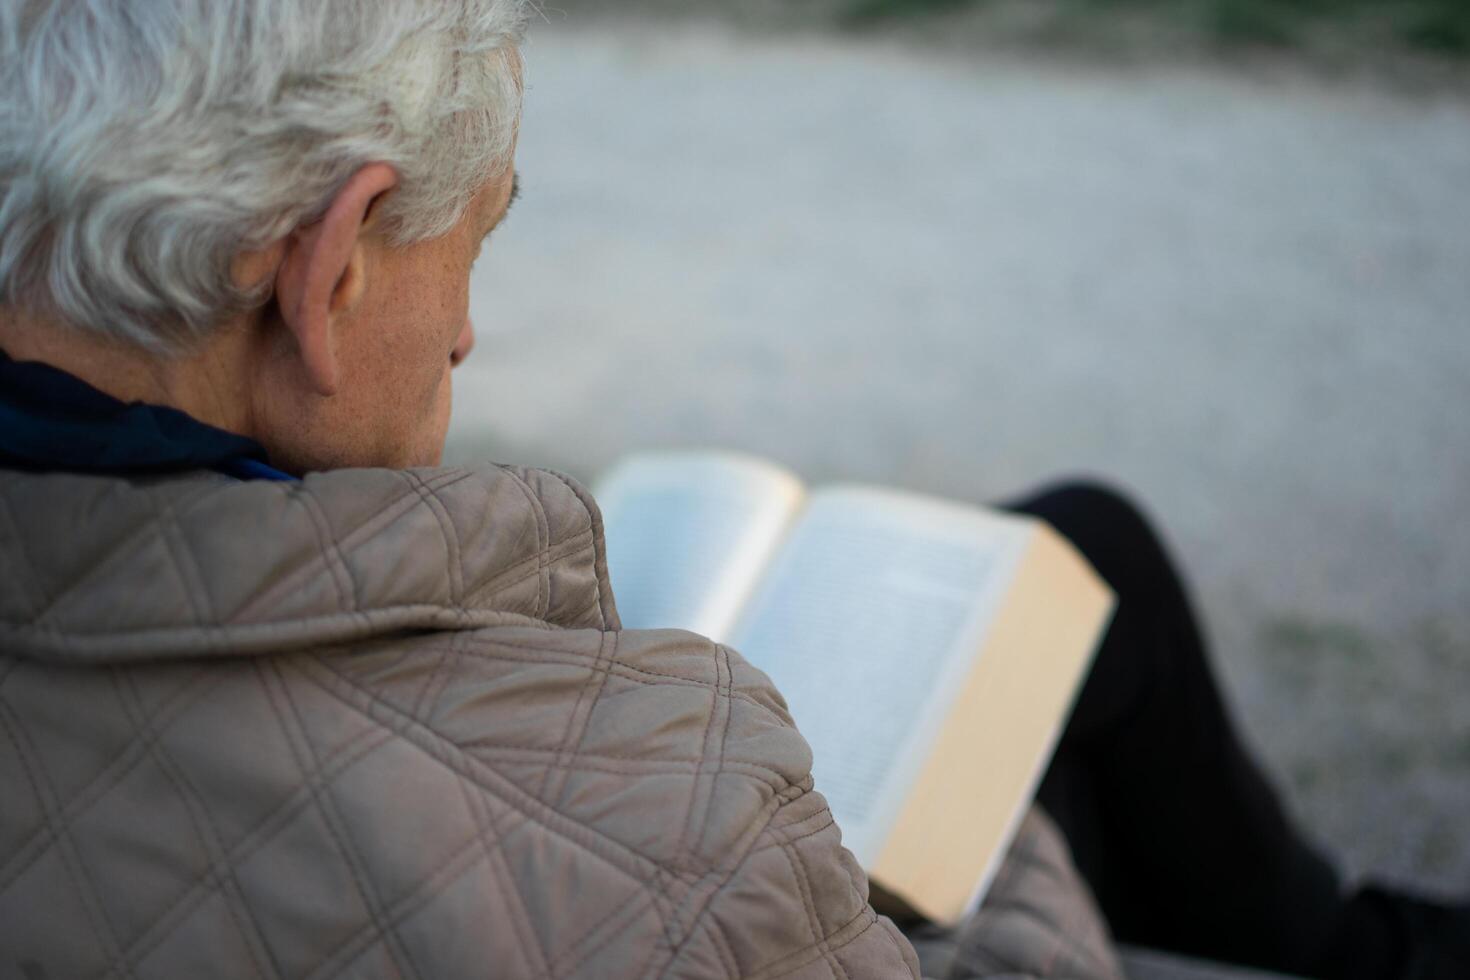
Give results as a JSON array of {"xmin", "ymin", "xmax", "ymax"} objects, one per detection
[{"xmin": 593, "ymin": 451, "xmax": 1114, "ymax": 924}]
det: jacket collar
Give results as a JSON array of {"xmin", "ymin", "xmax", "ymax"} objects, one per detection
[
  {"xmin": 0, "ymin": 463, "xmax": 619, "ymax": 664},
  {"xmin": 0, "ymin": 349, "xmax": 293, "ymax": 481}
]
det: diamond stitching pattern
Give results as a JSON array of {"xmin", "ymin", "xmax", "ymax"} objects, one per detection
[
  {"xmin": 2, "ymin": 638, "xmax": 839, "ymax": 979},
  {"xmin": 230, "ymin": 485, "xmax": 430, "ymax": 624},
  {"xmin": 111, "ymin": 671, "xmax": 282, "ymax": 980},
  {"xmin": 0, "ymin": 683, "xmax": 135, "ymax": 976},
  {"xmin": 0, "ymin": 464, "xmax": 907, "ymax": 979},
  {"xmin": 542, "ymin": 631, "xmax": 616, "ymax": 808},
  {"xmin": 266, "ymin": 661, "xmax": 420, "ymax": 980},
  {"xmin": 399, "ymin": 471, "xmax": 464, "ymax": 605},
  {"xmin": 297, "ymin": 656, "xmax": 663, "ymax": 883},
  {"xmin": 29, "ymin": 480, "xmax": 223, "ymax": 627},
  {"xmin": 117, "ymin": 718, "xmax": 395, "ymax": 972},
  {"xmin": 0, "ymin": 666, "xmax": 223, "ymax": 893},
  {"xmin": 454, "ymin": 773, "xmax": 550, "ymax": 978},
  {"xmin": 288, "ymin": 659, "xmax": 679, "ymax": 977}
]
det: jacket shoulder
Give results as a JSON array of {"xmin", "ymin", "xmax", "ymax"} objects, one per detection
[
  {"xmin": 322, "ymin": 624, "xmax": 810, "ymax": 874},
  {"xmin": 318, "ymin": 623, "xmax": 920, "ymax": 977}
]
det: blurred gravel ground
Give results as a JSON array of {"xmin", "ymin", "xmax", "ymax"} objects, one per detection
[
  {"xmin": 448, "ymin": 21, "xmax": 1470, "ymax": 895},
  {"xmin": 540, "ymin": 0, "xmax": 1470, "ymax": 83}
]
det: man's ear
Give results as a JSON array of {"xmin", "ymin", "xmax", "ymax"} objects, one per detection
[{"xmin": 273, "ymin": 163, "xmax": 399, "ymax": 396}]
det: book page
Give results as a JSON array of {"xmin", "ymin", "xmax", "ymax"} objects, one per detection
[
  {"xmin": 870, "ymin": 520, "xmax": 1113, "ymax": 921},
  {"xmin": 593, "ymin": 452, "xmax": 805, "ymax": 641},
  {"xmin": 727, "ymin": 485, "xmax": 1033, "ymax": 866}
]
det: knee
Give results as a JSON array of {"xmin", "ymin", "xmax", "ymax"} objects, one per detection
[
  {"xmin": 1011, "ymin": 478, "xmax": 1171, "ymax": 585},
  {"xmin": 1017, "ymin": 478, "xmax": 1152, "ymax": 539}
]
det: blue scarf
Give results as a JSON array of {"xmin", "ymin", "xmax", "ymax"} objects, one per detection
[{"xmin": 0, "ymin": 349, "xmax": 295, "ymax": 481}]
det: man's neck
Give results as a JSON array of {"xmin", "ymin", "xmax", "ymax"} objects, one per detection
[{"xmin": 0, "ymin": 308, "xmax": 258, "ymax": 435}]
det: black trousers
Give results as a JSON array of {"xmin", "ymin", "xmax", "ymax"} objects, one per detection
[{"xmin": 1004, "ymin": 482, "xmax": 1346, "ymax": 977}]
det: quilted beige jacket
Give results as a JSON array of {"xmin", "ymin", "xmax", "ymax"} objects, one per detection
[{"xmin": 0, "ymin": 463, "xmax": 920, "ymax": 979}]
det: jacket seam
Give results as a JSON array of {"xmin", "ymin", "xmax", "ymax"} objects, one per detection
[
  {"xmin": 263, "ymin": 659, "xmax": 426, "ymax": 980},
  {"xmin": 673, "ymin": 638, "xmax": 724, "ymax": 877},
  {"xmin": 4, "ymin": 522, "xmax": 595, "ymax": 654},
  {"xmin": 453, "ymin": 769, "xmax": 553, "ymax": 979},
  {"xmin": 458, "ymin": 530, "xmax": 594, "ymax": 610},
  {"xmin": 19, "ymin": 479, "xmax": 234, "ymax": 628},
  {"xmin": 457, "ymin": 744, "xmax": 794, "ymax": 788},
  {"xmin": 296, "ymin": 654, "xmax": 674, "ymax": 884},
  {"xmin": 227, "ymin": 483, "xmax": 432, "ymax": 624},
  {"xmin": 550, "ymin": 631, "xmax": 619, "ymax": 810},
  {"xmin": 399, "ymin": 470, "xmax": 465, "ymax": 607},
  {"xmin": 0, "ymin": 666, "xmax": 224, "ymax": 894},
  {"xmin": 294, "ymin": 486, "xmax": 361, "ymax": 618},
  {"xmin": 538, "ymin": 468, "xmax": 616, "ymax": 629},
  {"xmin": 0, "ymin": 606, "xmax": 545, "ymax": 659},
  {"xmin": 767, "ymin": 910, "xmax": 887, "ymax": 980},
  {"xmin": 536, "ymin": 629, "xmax": 614, "ymax": 805},
  {"xmin": 704, "ymin": 912, "xmax": 741, "ymax": 980},
  {"xmin": 783, "ymin": 838, "xmax": 846, "ymax": 980},
  {"xmin": 541, "ymin": 871, "xmax": 665, "ymax": 977},
  {"xmin": 224, "ymin": 470, "xmax": 473, "ymax": 627},
  {"xmin": 409, "ymin": 641, "xmax": 454, "ymax": 720},
  {"xmin": 111, "ymin": 671, "xmax": 281, "ymax": 980},
  {"xmin": 745, "ymin": 816, "xmax": 838, "ymax": 856},
  {"xmin": 653, "ymin": 791, "xmax": 816, "ymax": 979},
  {"xmin": 497, "ymin": 466, "xmax": 550, "ymax": 619},
  {"xmin": 692, "ymin": 645, "xmax": 737, "ymax": 863},
  {"xmin": 0, "ymin": 682, "xmax": 138, "ymax": 979},
  {"xmin": 457, "ymin": 635, "xmax": 795, "ymax": 727},
  {"xmin": 296, "ymin": 812, "xmax": 533, "ymax": 980},
  {"xmin": 151, "ymin": 489, "xmax": 214, "ymax": 634},
  {"xmin": 111, "ymin": 698, "xmax": 398, "ymax": 971},
  {"xmin": 293, "ymin": 655, "xmax": 745, "ymax": 969}
]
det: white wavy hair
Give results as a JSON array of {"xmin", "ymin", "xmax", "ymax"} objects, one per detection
[{"xmin": 0, "ymin": 0, "xmax": 530, "ymax": 352}]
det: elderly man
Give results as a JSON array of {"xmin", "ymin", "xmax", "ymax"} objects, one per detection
[
  {"xmin": 0, "ymin": 1, "xmax": 921, "ymax": 976},
  {"xmin": 5, "ymin": 3, "xmax": 1469, "ymax": 980}
]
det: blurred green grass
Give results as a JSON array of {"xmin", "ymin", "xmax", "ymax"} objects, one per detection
[{"xmin": 841, "ymin": 0, "xmax": 1470, "ymax": 56}]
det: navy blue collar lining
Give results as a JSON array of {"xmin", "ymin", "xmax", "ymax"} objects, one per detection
[{"xmin": 0, "ymin": 349, "xmax": 296, "ymax": 481}]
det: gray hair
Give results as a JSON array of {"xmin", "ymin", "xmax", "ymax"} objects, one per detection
[{"xmin": 0, "ymin": 0, "xmax": 530, "ymax": 351}]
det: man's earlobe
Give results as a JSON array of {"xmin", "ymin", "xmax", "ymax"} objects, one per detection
[{"xmin": 273, "ymin": 163, "xmax": 399, "ymax": 397}]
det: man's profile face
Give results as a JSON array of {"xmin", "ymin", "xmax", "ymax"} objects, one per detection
[{"xmin": 260, "ymin": 162, "xmax": 519, "ymax": 473}]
